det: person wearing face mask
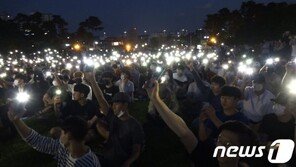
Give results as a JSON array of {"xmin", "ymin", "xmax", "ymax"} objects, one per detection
[
  {"xmin": 68, "ymin": 71, "xmax": 93, "ymax": 101},
  {"xmin": 258, "ymin": 92, "xmax": 295, "ymax": 145},
  {"xmin": 85, "ymin": 72, "xmax": 145, "ymax": 167},
  {"xmin": 42, "ymin": 75, "xmax": 71, "ymax": 111},
  {"xmin": 7, "ymin": 108, "xmax": 101, "ymax": 166},
  {"xmin": 242, "ymin": 74, "xmax": 277, "ymax": 126},
  {"xmin": 115, "ymin": 70, "xmax": 134, "ymax": 101}
]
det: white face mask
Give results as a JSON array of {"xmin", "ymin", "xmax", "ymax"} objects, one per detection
[
  {"xmin": 116, "ymin": 110, "xmax": 125, "ymax": 118},
  {"xmin": 52, "ymin": 80, "xmax": 58, "ymax": 86},
  {"xmin": 121, "ymin": 75, "xmax": 125, "ymax": 80},
  {"xmin": 253, "ymin": 84, "xmax": 264, "ymax": 92},
  {"xmin": 164, "ymin": 74, "xmax": 170, "ymax": 80},
  {"xmin": 273, "ymin": 103, "xmax": 286, "ymax": 116},
  {"xmin": 13, "ymin": 80, "xmax": 19, "ymax": 87}
]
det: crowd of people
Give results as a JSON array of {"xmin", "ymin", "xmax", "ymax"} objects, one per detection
[{"xmin": 0, "ymin": 35, "xmax": 296, "ymax": 167}]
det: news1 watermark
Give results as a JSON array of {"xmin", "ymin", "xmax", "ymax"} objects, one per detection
[{"xmin": 213, "ymin": 139, "xmax": 295, "ymax": 164}]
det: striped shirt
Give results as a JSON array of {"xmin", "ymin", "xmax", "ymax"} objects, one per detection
[{"xmin": 24, "ymin": 130, "xmax": 101, "ymax": 167}]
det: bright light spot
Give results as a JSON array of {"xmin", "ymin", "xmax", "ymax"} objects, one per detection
[
  {"xmin": 266, "ymin": 58, "xmax": 274, "ymax": 65},
  {"xmin": 55, "ymin": 89, "xmax": 62, "ymax": 95},
  {"xmin": 16, "ymin": 92, "xmax": 30, "ymax": 103},
  {"xmin": 156, "ymin": 66, "xmax": 162, "ymax": 73},
  {"xmin": 202, "ymin": 59, "xmax": 209, "ymax": 65},
  {"xmin": 222, "ymin": 64, "xmax": 229, "ymax": 70},
  {"xmin": 66, "ymin": 63, "xmax": 72, "ymax": 69},
  {"xmin": 287, "ymin": 79, "xmax": 296, "ymax": 94}
]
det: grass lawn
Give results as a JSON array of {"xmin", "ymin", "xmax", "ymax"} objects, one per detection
[{"xmin": 0, "ymin": 101, "xmax": 191, "ymax": 167}]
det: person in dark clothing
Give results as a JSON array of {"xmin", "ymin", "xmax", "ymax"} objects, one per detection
[
  {"xmin": 99, "ymin": 72, "xmax": 119, "ymax": 103},
  {"xmin": 146, "ymin": 81, "xmax": 262, "ymax": 167},
  {"xmin": 189, "ymin": 63, "xmax": 226, "ymax": 111},
  {"xmin": 85, "ymin": 72, "xmax": 145, "ymax": 167},
  {"xmin": 27, "ymin": 72, "xmax": 50, "ymax": 115},
  {"xmin": 58, "ymin": 84, "xmax": 98, "ymax": 124}
]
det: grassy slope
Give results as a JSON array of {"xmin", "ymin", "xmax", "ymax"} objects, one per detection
[{"xmin": 0, "ymin": 101, "xmax": 191, "ymax": 167}]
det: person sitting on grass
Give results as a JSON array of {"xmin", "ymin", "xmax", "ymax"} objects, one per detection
[
  {"xmin": 7, "ymin": 107, "xmax": 101, "ymax": 167},
  {"xmin": 85, "ymin": 71, "xmax": 145, "ymax": 167},
  {"xmin": 146, "ymin": 80, "xmax": 259, "ymax": 167}
]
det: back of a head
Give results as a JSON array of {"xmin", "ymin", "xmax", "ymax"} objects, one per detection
[
  {"xmin": 73, "ymin": 71, "xmax": 84, "ymax": 79},
  {"xmin": 221, "ymin": 86, "xmax": 242, "ymax": 99},
  {"xmin": 112, "ymin": 92, "xmax": 131, "ymax": 104},
  {"xmin": 211, "ymin": 75, "xmax": 226, "ymax": 87},
  {"xmin": 219, "ymin": 121, "xmax": 258, "ymax": 146},
  {"xmin": 74, "ymin": 84, "xmax": 90, "ymax": 97},
  {"xmin": 60, "ymin": 116, "xmax": 88, "ymax": 142}
]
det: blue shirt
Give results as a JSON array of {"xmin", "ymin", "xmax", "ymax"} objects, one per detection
[{"xmin": 205, "ymin": 110, "xmax": 249, "ymax": 138}]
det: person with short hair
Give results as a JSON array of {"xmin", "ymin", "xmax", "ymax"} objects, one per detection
[
  {"xmin": 145, "ymin": 81, "xmax": 259, "ymax": 167},
  {"xmin": 57, "ymin": 84, "xmax": 98, "ymax": 125},
  {"xmin": 7, "ymin": 109, "xmax": 101, "ymax": 167},
  {"xmin": 85, "ymin": 72, "xmax": 144, "ymax": 167},
  {"xmin": 115, "ymin": 70, "xmax": 135, "ymax": 100},
  {"xmin": 198, "ymin": 86, "xmax": 249, "ymax": 141},
  {"xmin": 242, "ymin": 74, "xmax": 277, "ymax": 124}
]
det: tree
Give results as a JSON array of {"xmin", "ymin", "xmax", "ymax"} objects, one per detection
[
  {"xmin": 79, "ymin": 16, "xmax": 103, "ymax": 33},
  {"xmin": 203, "ymin": 1, "xmax": 296, "ymax": 45}
]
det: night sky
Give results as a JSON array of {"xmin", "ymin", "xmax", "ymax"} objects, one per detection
[{"xmin": 0, "ymin": 0, "xmax": 295, "ymax": 36}]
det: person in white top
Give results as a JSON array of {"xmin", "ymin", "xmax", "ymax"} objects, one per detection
[{"xmin": 242, "ymin": 74, "xmax": 280, "ymax": 123}]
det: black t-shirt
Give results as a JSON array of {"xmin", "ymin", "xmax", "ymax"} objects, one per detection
[
  {"xmin": 190, "ymin": 140, "xmax": 219, "ymax": 167},
  {"xmin": 103, "ymin": 109, "xmax": 145, "ymax": 166},
  {"xmin": 99, "ymin": 84, "xmax": 119, "ymax": 102},
  {"xmin": 60, "ymin": 100, "xmax": 98, "ymax": 121}
]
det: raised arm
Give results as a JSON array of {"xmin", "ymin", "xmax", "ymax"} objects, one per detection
[
  {"xmin": 147, "ymin": 81, "xmax": 198, "ymax": 153},
  {"xmin": 188, "ymin": 63, "xmax": 208, "ymax": 94},
  {"xmin": 84, "ymin": 72, "xmax": 110, "ymax": 115},
  {"xmin": 7, "ymin": 106, "xmax": 59, "ymax": 155}
]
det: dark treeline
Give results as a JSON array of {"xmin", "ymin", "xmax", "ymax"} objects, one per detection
[
  {"xmin": 204, "ymin": 1, "xmax": 296, "ymax": 45},
  {"xmin": 0, "ymin": 12, "xmax": 103, "ymax": 53}
]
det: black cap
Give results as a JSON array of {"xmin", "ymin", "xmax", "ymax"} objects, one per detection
[
  {"xmin": 74, "ymin": 84, "xmax": 90, "ymax": 97},
  {"xmin": 221, "ymin": 86, "xmax": 242, "ymax": 99},
  {"xmin": 112, "ymin": 92, "xmax": 131, "ymax": 104},
  {"xmin": 253, "ymin": 74, "xmax": 265, "ymax": 84}
]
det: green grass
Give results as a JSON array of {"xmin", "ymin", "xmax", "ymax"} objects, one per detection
[{"xmin": 0, "ymin": 101, "xmax": 191, "ymax": 167}]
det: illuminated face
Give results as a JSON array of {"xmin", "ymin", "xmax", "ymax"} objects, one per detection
[
  {"xmin": 216, "ymin": 130, "xmax": 240, "ymax": 164},
  {"xmin": 220, "ymin": 96, "xmax": 236, "ymax": 110},
  {"xmin": 112, "ymin": 102, "xmax": 127, "ymax": 116},
  {"xmin": 211, "ymin": 82, "xmax": 221, "ymax": 94},
  {"xmin": 73, "ymin": 91, "xmax": 84, "ymax": 101}
]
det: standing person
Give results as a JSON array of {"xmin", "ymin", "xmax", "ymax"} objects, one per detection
[
  {"xmin": 85, "ymin": 72, "xmax": 145, "ymax": 167},
  {"xmin": 7, "ymin": 107, "xmax": 101, "ymax": 167}
]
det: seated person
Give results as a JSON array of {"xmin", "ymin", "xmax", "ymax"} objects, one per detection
[
  {"xmin": 99, "ymin": 72, "xmax": 119, "ymax": 103},
  {"xmin": 198, "ymin": 86, "xmax": 249, "ymax": 141},
  {"xmin": 86, "ymin": 72, "xmax": 145, "ymax": 167},
  {"xmin": 57, "ymin": 84, "xmax": 98, "ymax": 126},
  {"xmin": 7, "ymin": 108, "xmax": 101, "ymax": 167},
  {"xmin": 242, "ymin": 74, "xmax": 276, "ymax": 125},
  {"xmin": 146, "ymin": 81, "xmax": 260, "ymax": 167}
]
